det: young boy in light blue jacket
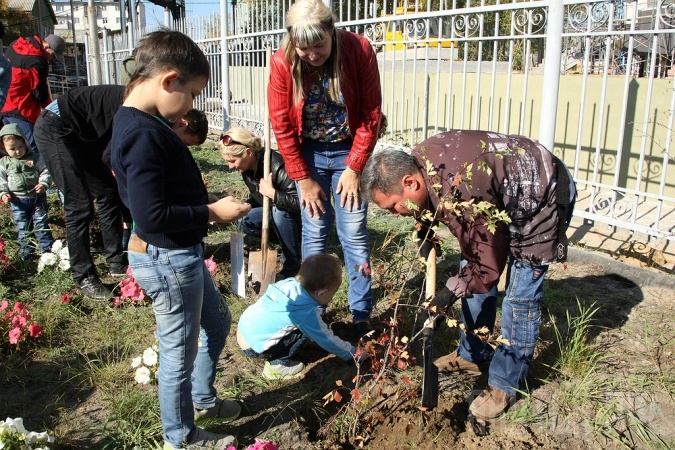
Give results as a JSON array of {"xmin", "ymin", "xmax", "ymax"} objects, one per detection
[{"xmin": 237, "ymin": 254, "xmax": 366, "ymax": 379}]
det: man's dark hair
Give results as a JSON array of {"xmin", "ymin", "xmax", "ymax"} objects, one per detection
[
  {"xmin": 184, "ymin": 109, "xmax": 208, "ymax": 145},
  {"xmin": 126, "ymin": 29, "xmax": 210, "ymax": 97},
  {"xmin": 360, "ymin": 150, "xmax": 419, "ymax": 202}
]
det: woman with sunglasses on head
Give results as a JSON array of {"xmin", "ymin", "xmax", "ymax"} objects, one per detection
[
  {"xmin": 218, "ymin": 127, "xmax": 301, "ymax": 279},
  {"xmin": 268, "ymin": 0, "xmax": 382, "ymax": 339}
]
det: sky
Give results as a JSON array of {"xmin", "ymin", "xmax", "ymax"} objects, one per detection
[{"xmin": 142, "ymin": 0, "xmax": 223, "ymax": 27}]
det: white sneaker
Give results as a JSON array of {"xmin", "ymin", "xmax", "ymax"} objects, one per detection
[
  {"xmin": 262, "ymin": 360, "xmax": 304, "ymax": 380},
  {"xmin": 194, "ymin": 398, "xmax": 241, "ymax": 422},
  {"xmin": 163, "ymin": 426, "xmax": 237, "ymax": 450}
]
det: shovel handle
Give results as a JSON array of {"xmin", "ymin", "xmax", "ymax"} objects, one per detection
[{"xmin": 261, "ymin": 46, "xmax": 273, "ymax": 275}]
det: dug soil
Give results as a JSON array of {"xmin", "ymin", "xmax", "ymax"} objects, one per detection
[{"xmin": 197, "ymin": 235, "xmax": 675, "ymax": 450}]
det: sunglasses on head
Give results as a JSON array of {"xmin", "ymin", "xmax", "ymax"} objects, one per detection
[{"xmin": 220, "ymin": 134, "xmax": 243, "ymax": 146}]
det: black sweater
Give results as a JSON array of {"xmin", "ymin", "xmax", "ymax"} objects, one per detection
[{"xmin": 111, "ymin": 106, "xmax": 209, "ymax": 248}]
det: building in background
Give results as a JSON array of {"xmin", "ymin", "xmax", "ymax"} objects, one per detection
[
  {"xmin": 52, "ymin": 0, "xmax": 146, "ymax": 42},
  {"xmin": 5, "ymin": 0, "xmax": 57, "ymax": 40}
]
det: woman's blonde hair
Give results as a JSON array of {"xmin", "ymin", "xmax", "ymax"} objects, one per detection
[
  {"xmin": 218, "ymin": 126, "xmax": 263, "ymax": 157},
  {"xmin": 282, "ymin": 0, "xmax": 341, "ymax": 106}
]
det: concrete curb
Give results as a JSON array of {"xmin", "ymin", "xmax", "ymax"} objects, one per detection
[{"xmin": 568, "ymin": 247, "xmax": 675, "ymax": 290}]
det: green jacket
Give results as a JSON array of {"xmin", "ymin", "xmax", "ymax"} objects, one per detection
[{"xmin": 0, "ymin": 123, "xmax": 51, "ymax": 197}]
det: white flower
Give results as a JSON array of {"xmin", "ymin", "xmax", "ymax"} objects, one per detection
[
  {"xmin": 135, "ymin": 366, "xmax": 151, "ymax": 384},
  {"xmin": 50, "ymin": 240, "xmax": 63, "ymax": 254},
  {"xmin": 131, "ymin": 356, "xmax": 142, "ymax": 368},
  {"xmin": 37, "ymin": 253, "xmax": 57, "ymax": 272},
  {"xmin": 58, "ymin": 258, "xmax": 71, "ymax": 271},
  {"xmin": 57, "ymin": 247, "xmax": 69, "ymax": 261},
  {"xmin": 142, "ymin": 347, "xmax": 158, "ymax": 367}
]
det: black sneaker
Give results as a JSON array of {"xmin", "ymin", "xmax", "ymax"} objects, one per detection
[
  {"xmin": 109, "ymin": 263, "xmax": 128, "ymax": 277},
  {"xmin": 78, "ymin": 275, "xmax": 113, "ymax": 300}
]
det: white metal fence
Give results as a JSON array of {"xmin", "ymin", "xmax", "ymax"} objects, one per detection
[{"xmin": 96, "ymin": 0, "xmax": 675, "ymax": 242}]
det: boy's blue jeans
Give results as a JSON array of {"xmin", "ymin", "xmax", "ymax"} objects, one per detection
[
  {"xmin": 128, "ymin": 238, "xmax": 231, "ymax": 447},
  {"xmin": 239, "ymin": 329, "xmax": 307, "ymax": 365},
  {"xmin": 10, "ymin": 194, "xmax": 54, "ymax": 258},
  {"xmin": 298, "ymin": 139, "xmax": 372, "ymax": 322},
  {"xmin": 457, "ymin": 258, "xmax": 547, "ymax": 397}
]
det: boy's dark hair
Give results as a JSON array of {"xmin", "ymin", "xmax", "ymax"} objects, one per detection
[
  {"xmin": 184, "ymin": 109, "xmax": 208, "ymax": 145},
  {"xmin": 297, "ymin": 254, "xmax": 342, "ymax": 293},
  {"xmin": 126, "ymin": 29, "xmax": 210, "ymax": 97}
]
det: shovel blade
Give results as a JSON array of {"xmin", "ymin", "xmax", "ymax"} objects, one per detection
[
  {"xmin": 230, "ymin": 232, "xmax": 246, "ymax": 298},
  {"xmin": 421, "ymin": 332, "xmax": 439, "ymax": 409},
  {"xmin": 247, "ymin": 249, "xmax": 277, "ymax": 296}
]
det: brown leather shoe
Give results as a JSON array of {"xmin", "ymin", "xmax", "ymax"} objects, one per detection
[
  {"xmin": 433, "ymin": 351, "xmax": 489, "ymax": 374},
  {"xmin": 469, "ymin": 386, "xmax": 513, "ymax": 420}
]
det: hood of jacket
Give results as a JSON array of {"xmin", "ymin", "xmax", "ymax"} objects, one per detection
[
  {"xmin": 10, "ymin": 36, "xmax": 45, "ymax": 59},
  {"xmin": 0, "ymin": 123, "xmax": 31, "ymax": 153}
]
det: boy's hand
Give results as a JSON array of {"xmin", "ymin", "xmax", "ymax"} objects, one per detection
[
  {"xmin": 33, "ymin": 184, "xmax": 46, "ymax": 194},
  {"xmin": 207, "ymin": 196, "xmax": 251, "ymax": 223},
  {"xmin": 0, "ymin": 194, "xmax": 9, "ymax": 204}
]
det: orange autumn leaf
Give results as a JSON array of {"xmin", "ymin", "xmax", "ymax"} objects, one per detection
[{"xmin": 334, "ymin": 391, "xmax": 343, "ymax": 403}]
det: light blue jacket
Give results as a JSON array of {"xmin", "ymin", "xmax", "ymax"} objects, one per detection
[{"xmin": 238, "ymin": 278, "xmax": 355, "ymax": 361}]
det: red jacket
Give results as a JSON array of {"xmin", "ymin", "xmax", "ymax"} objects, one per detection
[
  {"xmin": 268, "ymin": 30, "xmax": 382, "ymax": 180},
  {"xmin": 2, "ymin": 36, "xmax": 52, "ymax": 124}
]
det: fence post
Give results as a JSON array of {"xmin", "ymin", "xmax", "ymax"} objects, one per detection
[
  {"xmin": 539, "ymin": 0, "xmax": 564, "ymax": 151},
  {"xmin": 221, "ymin": 0, "xmax": 230, "ymax": 131}
]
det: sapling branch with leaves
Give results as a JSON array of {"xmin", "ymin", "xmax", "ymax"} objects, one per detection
[{"xmin": 319, "ymin": 145, "xmax": 514, "ymax": 444}]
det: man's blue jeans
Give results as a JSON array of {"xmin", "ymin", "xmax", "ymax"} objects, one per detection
[
  {"xmin": 299, "ymin": 139, "xmax": 372, "ymax": 322},
  {"xmin": 458, "ymin": 258, "xmax": 547, "ymax": 396},
  {"xmin": 239, "ymin": 205, "xmax": 302, "ymax": 276},
  {"xmin": 128, "ymin": 239, "xmax": 232, "ymax": 447},
  {"xmin": 10, "ymin": 194, "xmax": 54, "ymax": 258}
]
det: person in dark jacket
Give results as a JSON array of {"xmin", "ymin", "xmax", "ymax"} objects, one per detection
[
  {"xmin": 33, "ymin": 85, "xmax": 126, "ymax": 300},
  {"xmin": 360, "ymin": 130, "xmax": 576, "ymax": 421},
  {"xmin": 219, "ymin": 126, "xmax": 302, "ymax": 278},
  {"xmin": 2, "ymin": 34, "xmax": 65, "ymax": 154}
]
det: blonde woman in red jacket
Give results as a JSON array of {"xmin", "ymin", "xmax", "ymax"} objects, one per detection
[{"xmin": 268, "ymin": 0, "xmax": 382, "ymax": 340}]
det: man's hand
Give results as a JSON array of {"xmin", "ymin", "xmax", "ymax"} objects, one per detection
[
  {"xmin": 427, "ymin": 286, "xmax": 459, "ymax": 316},
  {"xmin": 33, "ymin": 184, "xmax": 46, "ymax": 194},
  {"xmin": 0, "ymin": 194, "xmax": 9, "ymax": 204},
  {"xmin": 207, "ymin": 196, "xmax": 252, "ymax": 223}
]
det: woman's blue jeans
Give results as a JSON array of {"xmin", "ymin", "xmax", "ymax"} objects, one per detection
[
  {"xmin": 9, "ymin": 194, "xmax": 54, "ymax": 258},
  {"xmin": 458, "ymin": 258, "xmax": 547, "ymax": 396},
  {"xmin": 299, "ymin": 139, "xmax": 372, "ymax": 322},
  {"xmin": 128, "ymin": 239, "xmax": 232, "ymax": 446}
]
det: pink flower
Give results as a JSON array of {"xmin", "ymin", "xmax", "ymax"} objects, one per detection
[
  {"xmin": 120, "ymin": 278, "xmax": 146, "ymax": 301},
  {"xmin": 204, "ymin": 257, "xmax": 217, "ymax": 275},
  {"xmin": 0, "ymin": 300, "xmax": 8, "ymax": 311},
  {"xmin": 246, "ymin": 438, "xmax": 280, "ymax": 450},
  {"xmin": 8, "ymin": 327, "xmax": 22, "ymax": 344},
  {"xmin": 61, "ymin": 293, "xmax": 71, "ymax": 304},
  {"xmin": 111, "ymin": 297, "xmax": 124, "ymax": 308},
  {"xmin": 0, "ymin": 253, "xmax": 8, "ymax": 267},
  {"xmin": 11, "ymin": 314, "xmax": 27, "ymax": 329},
  {"xmin": 0, "ymin": 237, "xmax": 5, "ymax": 252},
  {"xmin": 28, "ymin": 322, "xmax": 42, "ymax": 338},
  {"xmin": 14, "ymin": 302, "xmax": 26, "ymax": 313},
  {"xmin": 126, "ymin": 266, "xmax": 134, "ymax": 277}
]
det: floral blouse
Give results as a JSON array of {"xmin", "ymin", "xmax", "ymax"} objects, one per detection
[{"xmin": 301, "ymin": 77, "xmax": 350, "ymax": 143}]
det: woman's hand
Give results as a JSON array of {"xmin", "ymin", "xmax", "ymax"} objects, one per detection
[
  {"xmin": 298, "ymin": 177, "xmax": 327, "ymax": 218},
  {"xmin": 258, "ymin": 173, "xmax": 276, "ymax": 200},
  {"xmin": 336, "ymin": 168, "xmax": 361, "ymax": 212},
  {"xmin": 207, "ymin": 196, "xmax": 251, "ymax": 223}
]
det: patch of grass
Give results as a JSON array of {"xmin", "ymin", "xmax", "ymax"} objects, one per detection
[{"xmin": 94, "ymin": 386, "xmax": 163, "ymax": 449}]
